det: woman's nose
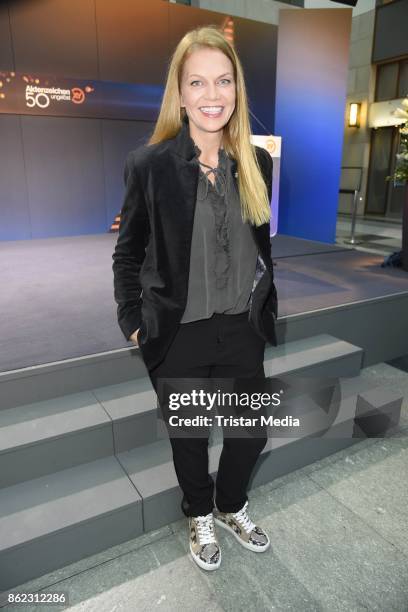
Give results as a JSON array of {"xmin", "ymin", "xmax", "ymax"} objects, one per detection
[{"xmin": 204, "ymin": 83, "xmax": 220, "ymax": 101}]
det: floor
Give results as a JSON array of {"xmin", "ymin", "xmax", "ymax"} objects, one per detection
[
  {"xmin": 2, "ymin": 215, "xmax": 407, "ymax": 611},
  {"xmin": 336, "ymin": 213, "xmax": 402, "ymax": 257}
]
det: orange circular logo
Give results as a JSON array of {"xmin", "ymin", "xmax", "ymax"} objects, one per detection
[
  {"xmin": 71, "ymin": 88, "xmax": 85, "ymax": 104},
  {"xmin": 265, "ymin": 138, "xmax": 276, "ymax": 154}
]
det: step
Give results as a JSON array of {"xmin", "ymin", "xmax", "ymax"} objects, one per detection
[
  {"xmin": 0, "ymin": 455, "xmax": 142, "ymax": 593},
  {"xmin": 0, "ymin": 391, "xmax": 114, "ymax": 489},
  {"xmin": 252, "ymin": 384, "xmax": 403, "ymax": 488},
  {"xmin": 0, "ymin": 335, "xmax": 363, "ymax": 489},
  {"xmin": 92, "ymin": 333, "xmax": 363, "ymax": 455},
  {"xmin": 0, "ymin": 348, "xmax": 148, "ymax": 412},
  {"xmin": 117, "ymin": 438, "xmax": 224, "ymax": 533},
  {"xmin": 209, "ymin": 372, "xmax": 378, "ymax": 447},
  {"xmin": 263, "ymin": 334, "xmax": 362, "ymax": 377},
  {"xmin": 117, "ymin": 382, "xmax": 402, "ymax": 532},
  {"xmin": 0, "ymin": 382, "xmax": 402, "ymax": 593}
]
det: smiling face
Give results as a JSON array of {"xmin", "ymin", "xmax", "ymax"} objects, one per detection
[{"xmin": 179, "ymin": 46, "xmax": 236, "ymax": 140}]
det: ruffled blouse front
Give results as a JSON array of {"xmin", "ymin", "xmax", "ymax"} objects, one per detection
[
  {"xmin": 195, "ymin": 143, "xmax": 230, "ymax": 290},
  {"xmin": 180, "ymin": 141, "xmax": 258, "ymax": 324}
]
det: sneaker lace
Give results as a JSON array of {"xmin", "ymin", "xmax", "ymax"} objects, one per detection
[
  {"xmin": 195, "ymin": 513, "xmax": 217, "ymax": 545},
  {"xmin": 233, "ymin": 501, "xmax": 256, "ymax": 533}
]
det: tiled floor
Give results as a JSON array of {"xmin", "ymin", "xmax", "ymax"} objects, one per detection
[{"xmin": 336, "ymin": 214, "xmax": 403, "ymax": 257}]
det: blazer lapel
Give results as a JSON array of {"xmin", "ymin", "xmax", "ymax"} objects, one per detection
[{"xmin": 168, "ymin": 115, "xmax": 200, "ymax": 242}]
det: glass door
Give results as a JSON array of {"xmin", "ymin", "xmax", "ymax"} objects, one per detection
[
  {"xmin": 387, "ymin": 129, "xmax": 406, "ymax": 220},
  {"xmin": 366, "ymin": 126, "xmax": 405, "ymax": 219}
]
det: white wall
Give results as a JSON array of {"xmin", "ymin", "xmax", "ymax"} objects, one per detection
[
  {"xmin": 196, "ymin": 0, "xmax": 376, "ymax": 23},
  {"xmin": 304, "ymin": 0, "xmax": 375, "ymax": 16},
  {"xmin": 196, "ymin": 0, "xmax": 299, "ymax": 25}
]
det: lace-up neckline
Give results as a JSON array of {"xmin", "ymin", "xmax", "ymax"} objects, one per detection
[{"xmin": 193, "ymin": 142, "xmax": 228, "ymax": 199}]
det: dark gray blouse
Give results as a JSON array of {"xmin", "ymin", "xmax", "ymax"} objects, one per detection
[{"xmin": 180, "ymin": 144, "xmax": 259, "ymax": 324}]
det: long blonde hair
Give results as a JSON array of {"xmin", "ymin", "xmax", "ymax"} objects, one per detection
[{"xmin": 148, "ymin": 25, "xmax": 271, "ymax": 227}]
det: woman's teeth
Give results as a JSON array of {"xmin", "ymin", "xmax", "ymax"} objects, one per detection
[{"xmin": 200, "ymin": 107, "xmax": 223, "ymax": 117}]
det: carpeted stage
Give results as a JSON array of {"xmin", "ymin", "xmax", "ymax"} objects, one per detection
[{"xmin": 1, "ymin": 233, "xmax": 408, "ymax": 374}]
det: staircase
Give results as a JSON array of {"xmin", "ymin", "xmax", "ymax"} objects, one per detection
[{"xmin": 0, "ymin": 334, "xmax": 403, "ymax": 593}]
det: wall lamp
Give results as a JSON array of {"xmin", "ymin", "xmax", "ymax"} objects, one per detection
[{"xmin": 348, "ymin": 102, "xmax": 361, "ymax": 128}]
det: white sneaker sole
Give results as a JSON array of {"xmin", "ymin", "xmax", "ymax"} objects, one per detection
[
  {"xmin": 189, "ymin": 541, "xmax": 221, "ymax": 570},
  {"xmin": 214, "ymin": 516, "xmax": 270, "ymax": 552}
]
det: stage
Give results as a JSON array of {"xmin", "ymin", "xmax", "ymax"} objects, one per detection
[{"xmin": 0, "ymin": 232, "xmax": 407, "ymax": 375}]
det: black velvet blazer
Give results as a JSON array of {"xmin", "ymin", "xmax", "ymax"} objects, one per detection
[{"xmin": 112, "ymin": 115, "xmax": 278, "ymax": 371}]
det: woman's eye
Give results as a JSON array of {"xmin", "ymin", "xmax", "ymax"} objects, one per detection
[{"xmin": 190, "ymin": 79, "xmax": 231, "ymax": 86}]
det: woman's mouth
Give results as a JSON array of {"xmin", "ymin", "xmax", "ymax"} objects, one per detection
[{"xmin": 199, "ymin": 106, "xmax": 224, "ymax": 118}]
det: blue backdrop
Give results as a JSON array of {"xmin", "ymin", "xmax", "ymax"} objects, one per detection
[{"xmin": 274, "ymin": 9, "xmax": 352, "ymax": 244}]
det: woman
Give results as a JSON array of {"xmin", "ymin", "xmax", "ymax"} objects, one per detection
[{"xmin": 112, "ymin": 25, "xmax": 278, "ymax": 572}]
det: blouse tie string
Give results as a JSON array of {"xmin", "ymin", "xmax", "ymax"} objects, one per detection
[{"xmin": 197, "ymin": 159, "xmax": 227, "ymax": 200}]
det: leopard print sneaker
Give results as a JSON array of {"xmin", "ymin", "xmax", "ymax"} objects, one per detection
[
  {"xmin": 189, "ymin": 512, "xmax": 221, "ymax": 570},
  {"xmin": 213, "ymin": 500, "xmax": 270, "ymax": 552}
]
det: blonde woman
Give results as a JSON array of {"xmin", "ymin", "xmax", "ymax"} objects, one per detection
[{"xmin": 112, "ymin": 25, "xmax": 278, "ymax": 571}]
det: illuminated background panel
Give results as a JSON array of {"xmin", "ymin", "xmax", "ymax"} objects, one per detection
[{"xmin": 274, "ymin": 9, "xmax": 352, "ymax": 243}]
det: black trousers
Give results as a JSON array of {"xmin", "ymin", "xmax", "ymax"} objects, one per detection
[{"xmin": 147, "ymin": 311, "xmax": 268, "ymax": 518}]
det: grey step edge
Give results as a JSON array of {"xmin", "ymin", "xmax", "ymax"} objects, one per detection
[{"xmin": 0, "ymin": 335, "xmax": 363, "ymax": 489}]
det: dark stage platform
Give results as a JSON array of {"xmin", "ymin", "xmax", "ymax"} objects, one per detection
[{"xmin": 1, "ymin": 233, "xmax": 407, "ymax": 374}]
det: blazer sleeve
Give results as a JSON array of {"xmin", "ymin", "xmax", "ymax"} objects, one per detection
[
  {"xmin": 265, "ymin": 151, "xmax": 278, "ymax": 318},
  {"xmin": 258, "ymin": 145, "xmax": 273, "ymax": 202},
  {"xmin": 256, "ymin": 145, "xmax": 278, "ymax": 318},
  {"xmin": 112, "ymin": 150, "xmax": 151, "ymax": 341}
]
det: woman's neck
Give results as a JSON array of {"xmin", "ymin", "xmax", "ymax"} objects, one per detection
[{"xmin": 189, "ymin": 127, "xmax": 224, "ymax": 167}]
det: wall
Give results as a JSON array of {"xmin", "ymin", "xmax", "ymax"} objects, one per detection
[
  {"xmin": 195, "ymin": 0, "xmax": 299, "ymax": 24},
  {"xmin": 304, "ymin": 0, "xmax": 375, "ymax": 15},
  {"xmin": 338, "ymin": 8, "xmax": 376, "ymax": 216}
]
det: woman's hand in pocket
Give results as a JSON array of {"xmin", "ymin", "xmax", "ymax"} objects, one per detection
[{"xmin": 130, "ymin": 328, "xmax": 140, "ymax": 346}]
